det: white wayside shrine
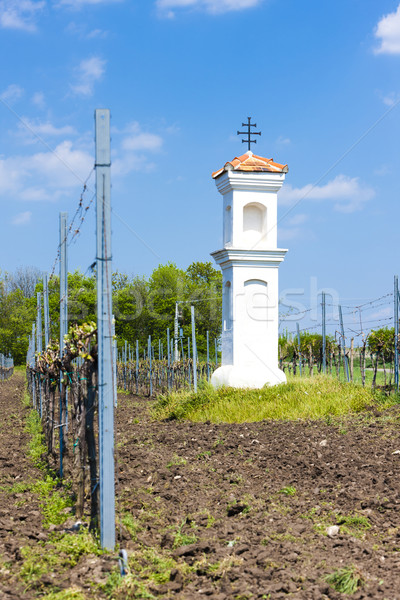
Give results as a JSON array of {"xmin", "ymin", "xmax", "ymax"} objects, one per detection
[{"xmin": 211, "ymin": 151, "xmax": 288, "ymax": 389}]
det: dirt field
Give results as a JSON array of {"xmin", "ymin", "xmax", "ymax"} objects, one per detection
[{"xmin": 2, "ymin": 372, "xmax": 400, "ymax": 598}]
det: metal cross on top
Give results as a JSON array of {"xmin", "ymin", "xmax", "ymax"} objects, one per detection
[{"xmin": 237, "ymin": 117, "xmax": 261, "ymax": 151}]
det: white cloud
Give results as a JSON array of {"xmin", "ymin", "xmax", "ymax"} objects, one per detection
[
  {"xmin": 12, "ymin": 210, "xmax": 32, "ymax": 225},
  {"xmin": 122, "ymin": 132, "xmax": 163, "ymax": 152},
  {"xmin": 65, "ymin": 21, "xmax": 108, "ymax": 38},
  {"xmin": 16, "ymin": 118, "xmax": 77, "ymax": 140},
  {"xmin": 373, "ymin": 164, "xmax": 391, "ymax": 176},
  {"xmin": 32, "ymin": 91, "xmax": 45, "ymax": 108},
  {"xmin": 0, "ymin": 83, "xmax": 24, "ymax": 103},
  {"xmin": 381, "ymin": 91, "xmax": 400, "ymax": 106},
  {"xmin": 112, "ymin": 155, "xmax": 157, "ymax": 176},
  {"xmin": 276, "ymin": 135, "xmax": 291, "ymax": 145},
  {"xmin": 279, "ymin": 174, "xmax": 375, "ymax": 213},
  {"xmin": 278, "ymin": 213, "xmax": 309, "ymax": 241},
  {"xmin": 58, "ymin": 0, "xmax": 121, "ymax": 6},
  {"xmin": 0, "ymin": 140, "xmax": 93, "ymax": 202},
  {"xmin": 0, "ymin": 0, "xmax": 45, "ymax": 31},
  {"xmin": 156, "ymin": 0, "xmax": 262, "ymax": 17},
  {"xmin": 71, "ymin": 56, "xmax": 106, "ymax": 97},
  {"xmin": 374, "ymin": 4, "xmax": 400, "ymax": 55},
  {"xmin": 110, "ymin": 121, "xmax": 165, "ymax": 173}
]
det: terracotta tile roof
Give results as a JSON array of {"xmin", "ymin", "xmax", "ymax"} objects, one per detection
[{"xmin": 212, "ymin": 150, "xmax": 288, "ymax": 179}]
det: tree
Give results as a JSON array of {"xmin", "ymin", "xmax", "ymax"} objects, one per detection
[{"xmin": 6, "ymin": 266, "xmax": 42, "ymax": 298}]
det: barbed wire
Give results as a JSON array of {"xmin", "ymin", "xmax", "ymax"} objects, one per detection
[
  {"xmin": 280, "ymin": 315, "xmax": 395, "ymax": 338},
  {"xmin": 49, "ymin": 168, "xmax": 95, "ymax": 280}
]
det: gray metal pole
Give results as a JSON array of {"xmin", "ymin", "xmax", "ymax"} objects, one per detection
[
  {"xmin": 136, "ymin": 340, "xmax": 139, "ymax": 394},
  {"xmin": 31, "ymin": 322, "xmax": 36, "ymax": 408},
  {"xmin": 112, "ymin": 316, "xmax": 117, "ymax": 407},
  {"xmin": 322, "ymin": 292, "xmax": 326, "ymax": 374},
  {"xmin": 167, "ymin": 328, "xmax": 171, "ymax": 391},
  {"xmin": 206, "ymin": 330, "xmax": 210, "ymax": 382},
  {"xmin": 174, "ymin": 302, "xmax": 179, "ymax": 362},
  {"xmin": 188, "ymin": 337, "xmax": 191, "ymax": 388},
  {"xmin": 59, "ymin": 212, "xmax": 68, "ymax": 475},
  {"xmin": 191, "ymin": 305, "xmax": 198, "ymax": 393},
  {"xmin": 339, "ymin": 305, "xmax": 350, "ymax": 382},
  {"xmin": 148, "ymin": 335, "xmax": 152, "ymax": 396},
  {"xmin": 36, "ymin": 292, "xmax": 43, "ymax": 417},
  {"xmin": 394, "ymin": 275, "xmax": 399, "ymax": 392},
  {"xmin": 124, "ymin": 339, "xmax": 127, "ymax": 391},
  {"xmin": 215, "ymin": 338, "xmax": 218, "ymax": 366},
  {"xmin": 296, "ymin": 323, "xmax": 302, "ymax": 376},
  {"xmin": 59, "ymin": 213, "xmax": 68, "ymax": 353},
  {"xmin": 43, "ymin": 273, "xmax": 50, "ymax": 348},
  {"xmin": 95, "ymin": 108, "xmax": 115, "ymax": 550}
]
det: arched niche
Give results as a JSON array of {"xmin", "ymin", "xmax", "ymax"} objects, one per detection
[
  {"xmin": 244, "ymin": 279, "xmax": 268, "ymax": 325},
  {"xmin": 243, "ymin": 202, "xmax": 267, "ymax": 246}
]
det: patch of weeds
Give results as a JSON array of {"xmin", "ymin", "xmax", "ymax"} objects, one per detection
[
  {"xmin": 213, "ymin": 437, "xmax": 225, "ymax": 447},
  {"xmin": 25, "ymin": 409, "xmax": 47, "ymax": 468},
  {"xmin": 324, "ymin": 565, "xmax": 364, "ymax": 594},
  {"xmin": 104, "ymin": 547, "xmax": 180, "ymax": 599},
  {"xmin": 51, "ymin": 528, "xmax": 102, "ymax": 565},
  {"xmin": 228, "ymin": 472, "xmax": 243, "ymax": 485},
  {"xmin": 227, "ymin": 500, "xmax": 251, "ymax": 516},
  {"xmin": 264, "ymin": 533, "xmax": 298, "ymax": 544},
  {"xmin": 121, "ymin": 513, "xmax": 142, "ymax": 541},
  {"xmin": 166, "ymin": 454, "xmax": 187, "ymax": 468},
  {"xmin": 104, "ymin": 570, "xmax": 157, "ymax": 600},
  {"xmin": 117, "ymin": 389, "xmax": 131, "ymax": 396},
  {"xmin": 32, "ymin": 476, "xmax": 74, "ymax": 526},
  {"xmin": 206, "ymin": 513, "xmax": 216, "ymax": 528},
  {"xmin": 173, "ymin": 519, "xmax": 198, "ymax": 548},
  {"xmin": 5, "ymin": 480, "xmax": 31, "ymax": 494},
  {"xmin": 19, "ymin": 544, "xmax": 49, "ymax": 586},
  {"xmin": 20, "ymin": 529, "xmax": 102, "ymax": 588},
  {"xmin": 279, "ymin": 486, "xmax": 296, "ymax": 496},
  {"xmin": 198, "ymin": 555, "xmax": 243, "ymax": 578},
  {"xmin": 41, "ymin": 588, "xmax": 87, "ymax": 599},
  {"xmin": 196, "ymin": 450, "xmax": 212, "ymax": 459},
  {"xmin": 336, "ymin": 514, "xmax": 371, "ymax": 536}
]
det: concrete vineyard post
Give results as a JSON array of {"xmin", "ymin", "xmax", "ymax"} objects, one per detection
[
  {"xmin": 206, "ymin": 330, "xmax": 210, "ymax": 382},
  {"xmin": 167, "ymin": 328, "xmax": 171, "ymax": 392},
  {"xmin": 191, "ymin": 305, "xmax": 197, "ymax": 393},
  {"xmin": 36, "ymin": 292, "xmax": 43, "ymax": 417},
  {"xmin": 394, "ymin": 275, "xmax": 399, "ymax": 392},
  {"xmin": 43, "ymin": 273, "xmax": 50, "ymax": 349},
  {"xmin": 59, "ymin": 211, "xmax": 68, "ymax": 477},
  {"xmin": 95, "ymin": 108, "xmax": 115, "ymax": 551},
  {"xmin": 339, "ymin": 305, "xmax": 350, "ymax": 383},
  {"xmin": 296, "ymin": 323, "xmax": 302, "ymax": 376},
  {"xmin": 322, "ymin": 292, "xmax": 326, "ymax": 374}
]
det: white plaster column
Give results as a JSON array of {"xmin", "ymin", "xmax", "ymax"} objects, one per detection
[{"xmin": 210, "ymin": 151, "xmax": 288, "ymax": 389}]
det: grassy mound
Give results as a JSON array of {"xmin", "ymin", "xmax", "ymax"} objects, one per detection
[{"xmin": 152, "ymin": 375, "xmax": 395, "ymax": 423}]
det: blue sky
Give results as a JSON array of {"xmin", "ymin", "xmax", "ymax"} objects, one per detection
[{"xmin": 1, "ymin": 0, "xmax": 400, "ymax": 335}]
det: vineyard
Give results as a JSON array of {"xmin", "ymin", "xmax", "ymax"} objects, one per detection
[{"xmin": 0, "ymin": 110, "xmax": 400, "ymax": 599}]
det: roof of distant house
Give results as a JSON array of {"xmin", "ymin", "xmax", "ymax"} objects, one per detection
[{"xmin": 212, "ymin": 150, "xmax": 288, "ymax": 179}]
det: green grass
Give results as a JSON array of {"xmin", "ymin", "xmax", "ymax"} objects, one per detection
[
  {"xmin": 41, "ymin": 590, "xmax": 87, "ymax": 600},
  {"xmin": 152, "ymin": 376, "xmax": 394, "ymax": 423},
  {"xmin": 324, "ymin": 565, "xmax": 363, "ymax": 594},
  {"xmin": 278, "ymin": 486, "xmax": 297, "ymax": 496},
  {"xmin": 19, "ymin": 529, "xmax": 103, "ymax": 588},
  {"xmin": 25, "ymin": 407, "xmax": 48, "ymax": 468}
]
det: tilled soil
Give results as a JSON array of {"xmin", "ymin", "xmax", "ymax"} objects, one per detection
[
  {"xmin": 1, "ymin": 374, "xmax": 400, "ymax": 599},
  {"xmin": 115, "ymin": 393, "xmax": 400, "ymax": 600}
]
